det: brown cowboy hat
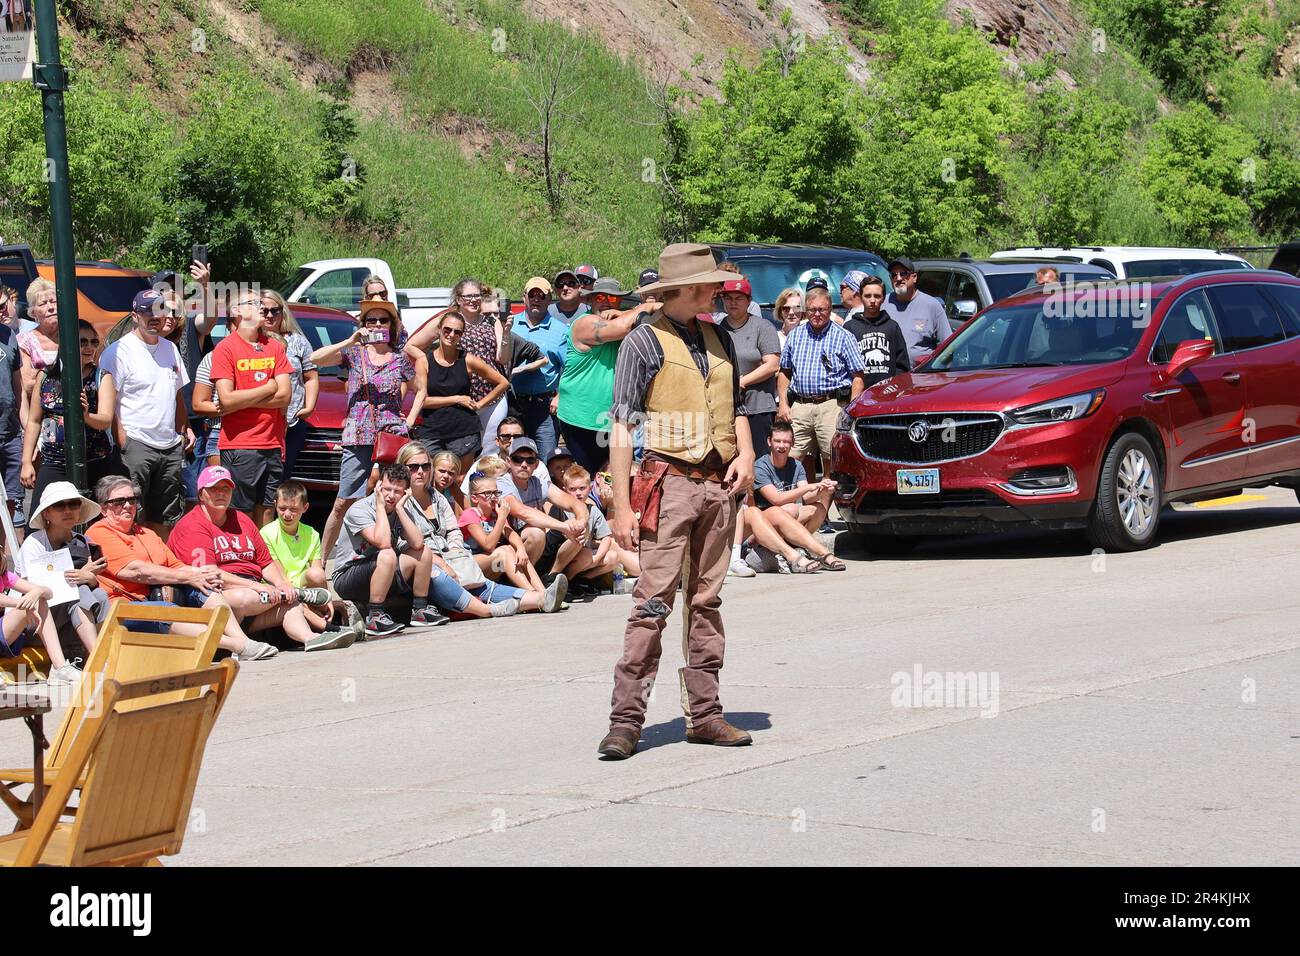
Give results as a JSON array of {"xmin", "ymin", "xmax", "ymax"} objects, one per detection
[
  {"xmin": 636, "ymin": 243, "xmax": 735, "ymax": 295},
  {"xmin": 357, "ymin": 298, "xmax": 400, "ymax": 323}
]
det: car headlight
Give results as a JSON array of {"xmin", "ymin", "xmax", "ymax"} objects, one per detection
[
  {"xmin": 835, "ymin": 408, "xmax": 854, "ymax": 434},
  {"xmin": 1007, "ymin": 389, "xmax": 1105, "ymax": 426}
]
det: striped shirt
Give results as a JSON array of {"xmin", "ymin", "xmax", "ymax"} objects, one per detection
[
  {"xmin": 610, "ymin": 318, "xmax": 741, "ymax": 423},
  {"xmin": 779, "ymin": 320, "xmax": 866, "ymax": 396}
]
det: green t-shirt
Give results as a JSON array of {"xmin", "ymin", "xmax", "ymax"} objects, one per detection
[
  {"xmin": 260, "ymin": 518, "xmax": 322, "ymax": 587},
  {"xmin": 556, "ymin": 338, "xmax": 619, "ymax": 431}
]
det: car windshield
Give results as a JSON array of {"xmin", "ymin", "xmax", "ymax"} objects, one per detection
[
  {"xmin": 724, "ymin": 256, "xmax": 890, "ymax": 305},
  {"xmin": 210, "ymin": 313, "xmax": 355, "ymax": 378},
  {"xmin": 985, "ymin": 269, "xmax": 1112, "ymax": 302},
  {"xmin": 926, "ymin": 293, "xmax": 1162, "ymax": 371},
  {"xmin": 1124, "ymin": 259, "xmax": 1250, "ymax": 279},
  {"xmin": 277, "ymin": 267, "xmax": 313, "ymax": 299}
]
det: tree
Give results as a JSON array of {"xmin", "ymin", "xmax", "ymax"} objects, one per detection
[
  {"xmin": 1140, "ymin": 104, "xmax": 1256, "ymax": 244},
  {"xmin": 515, "ymin": 25, "xmax": 583, "ymax": 215}
]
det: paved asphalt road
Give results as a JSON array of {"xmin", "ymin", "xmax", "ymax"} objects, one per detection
[{"xmin": 6, "ymin": 488, "xmax": 1298, "ymax": 865}]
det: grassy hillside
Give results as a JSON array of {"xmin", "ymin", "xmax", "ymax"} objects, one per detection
[{"xmin": 0, "ymin": 0, "xmax": 1296, "ymax": 292}]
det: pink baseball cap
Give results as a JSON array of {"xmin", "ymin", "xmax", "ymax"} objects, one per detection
[{"xmin": 197, "ymin": 465, "xmax": 235, "ymax": 491}]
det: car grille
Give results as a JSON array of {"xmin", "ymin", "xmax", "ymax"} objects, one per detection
[
  {"xmin": 855, "ymin": 413, "xmax": 1004, "ymax": 464},
  {"xmin": 857, "ymin": 489, "xmax": 1008, "ymax": 511},
  {"xmin": 295, "ymin": 427, "xmax": 342, "ymax": 486}
]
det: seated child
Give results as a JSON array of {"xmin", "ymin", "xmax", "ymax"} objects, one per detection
[
  {"xmin": 550, "ymin": 464, "xmax": 641, "ymax": 588},
  {"xmin": 458, "ymin": 471, "xmax": 546, "ymax": 594},
  {"xmin": 0, "ymin": 536, "xmax": 83, "ymax": 684},
  {"xmin": 260, "ymin": 480, "xmax": 337, "ymax": 633}
]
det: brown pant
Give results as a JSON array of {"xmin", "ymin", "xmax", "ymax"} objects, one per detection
[{"xmin": 609, "ymin": 473, "xmax": 736, "ymax": 732}]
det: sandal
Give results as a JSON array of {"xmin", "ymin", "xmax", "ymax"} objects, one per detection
[
  {"xmin": 785, "ymin": 554, "xmax": 819, "ymax": 573},
  {"xmin": 812, "ymin": 553, "xmax": 847, "ymax": 571}
]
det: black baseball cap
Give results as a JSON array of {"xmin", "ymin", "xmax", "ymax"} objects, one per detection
[
  {"xmin": 638, "ymin": 268, "xmax": 659, "ymax": 288},
  {"xmin": 887, "ymin": 257, "xmax": 916, "ymax": 274},
  {"xmin": 805, "ymin": 276, "xmax": 829, "ymax": 292}
]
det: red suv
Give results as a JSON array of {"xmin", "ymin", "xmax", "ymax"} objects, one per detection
[{"xmin": 830, "ymin": 271, "xmax": 1300, "ymax": 551}]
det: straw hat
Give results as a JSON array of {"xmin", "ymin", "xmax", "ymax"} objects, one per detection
[
  {"xmin": 30, "ymin": 481, "xmax": 101, "ymax": 531},
  {"xmin": 635, "ymin": 244, "xmax": 736, "ymax": 295}
]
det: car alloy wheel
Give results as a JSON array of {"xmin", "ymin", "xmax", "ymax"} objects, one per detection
[{"xmin": 1116, "ymin": 447, "xmax": 1156, "ymax": 537}]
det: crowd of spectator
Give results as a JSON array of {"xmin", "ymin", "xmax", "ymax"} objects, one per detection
[{"xmin": 0, "ymin": 254, "xmax": 942, "ymax": 681}]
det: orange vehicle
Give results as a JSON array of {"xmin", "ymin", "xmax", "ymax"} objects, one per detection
[{"xmin": 34, "ymin": 259, "xmax": 153, "ymax": 338}]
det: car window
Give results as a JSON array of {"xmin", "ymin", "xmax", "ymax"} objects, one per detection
[
  {"xmin": 917, "ymin": 270, "xmax": 950, "ymax": 301},
  {"xmin": 1090, "ymin": 258, "xmax": 1117, "ymax": 275},
  {"xmin": 721, "ymin": 255, "xmax": 890, "ymax": 306},
  {"xmin": 949, "ymin": 271, "xmax": 979, "ymax": 306},
  {"xmin": 1125, "ymin": 259, "xmax": 1250, "ymax": 279},
  {"xmin": 1151, "ymin": 290, "xmax": 1220, "ymax": 363},
  {"xmin": 300, "ymin": 268, "xmax": 371, "ymax": 311},
  {"xmin": 1205, "ymin": 284, "xmax": 1285, "ymax": 352},
  {"xmin": 0, "ymin": 254, "xmax": 31, "ymax": 298},
  {"xmin": 1259, "ymin": 284, "xmax": 1300, "ymax": 337},
  {"xmin": 77, "ymin": 275, "xmax": 152, "ymax": 312}
]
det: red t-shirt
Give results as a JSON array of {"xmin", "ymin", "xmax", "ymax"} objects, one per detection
[
  {"xmin": 168, "ymin": 506, "xmax": 273, "ymax": 580},
  {"xmin": 210, "ymin": 332, "xmax": 292, "ymax": 450}
]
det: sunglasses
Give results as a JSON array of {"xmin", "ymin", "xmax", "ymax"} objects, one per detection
[
  {"xmin": 576, "ymin": 277, "xmax": 595, "ymax": 287},
  {"xmin": 260, "ymin": 306, "xmax": 283, "ymax": 317},
  {"xmin": 556, "ymin": 280, "xmax": 578, "ymax": 290},
  {"xmin": 806, "ymin": 308, "xmax": 831, "ymax": 316},
  {"xmin": 49, "ymin": 500, "xmax": 82, "ymax": 511},
  {"xmin": 889, "ymin": 272, "xmax": 915, "ymax": 281},
  {"xmin": 366, "ymin": 289, "xmax": 389, "ymax": 300},
  {"xmin": 510, "ymin": 454, "xmax": 538, "ymax": 465},
  {"xmin": 104, "ymin": 495, "xmax": 140, "ymax": 508},
  {"xmin": 407, "ymin": 461, "xmax": 431, "ymax": 472},
  {"xmin": 442, "ymin": 326, "xmax": 464, "ymax": 337},
  {"xmin": 481, "ymin": 310, "xmax": 502, "ymax": 318},
  {"xmin": 458, "ymin": 294, "xmax": 482, "ymax": 302},
  {"xmin": 472, "ymin": 490, "xmax": 502, "ymax": 499},
  {"xmin": 362, "ymin": 315, "xmax": 389, "ymax": 325},
  {"xmin": 526, "ymin": 290, "xmax": 549, "ymax": 300},
  {"xmin": 499, "ymin": 433, "xmax": 524, "ymax": 442}
]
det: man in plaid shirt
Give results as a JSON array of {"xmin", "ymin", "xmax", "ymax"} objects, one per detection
[{"xmin": 776, "ymin": 281, "xmax": 866, "ymax": 481}]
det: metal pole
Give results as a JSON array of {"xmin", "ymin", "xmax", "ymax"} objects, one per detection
[{"xmin": 32, "ymin": 0, "xmax": 87, "ymax": 491}]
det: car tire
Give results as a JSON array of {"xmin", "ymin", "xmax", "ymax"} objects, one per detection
[{"xmin": 1087, "ymin": 432, "xmax": 1162, "ymax": 552}]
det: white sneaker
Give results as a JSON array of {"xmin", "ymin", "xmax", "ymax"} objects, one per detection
[
  {"xmin": 46, "ymin": 663, "xmax": 82, "ymax": 685},
  {"xmin": 728, "ymin": 557, "xmax": 756, "ymax": 578},
  {"xmin": 235, "ymin": 639, "xmax": 279, "ymax": 661}
]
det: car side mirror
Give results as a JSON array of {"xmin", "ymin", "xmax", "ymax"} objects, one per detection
[
  {"xmin": 1162, "ymin": 338, "xmax": 1215, "ymax": 381},
  {"xmin": 953, "ymin": 299, "xmax": 978, "ymax": 319}
]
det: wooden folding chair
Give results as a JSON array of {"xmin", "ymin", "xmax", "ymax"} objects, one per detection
[
  {"xmin": 0, "ymin": 600, "xmax": 229, "ymax": 829},
  {"xmin": 0, "ymin": 660, "xmax": 238, "ymax": 867}
]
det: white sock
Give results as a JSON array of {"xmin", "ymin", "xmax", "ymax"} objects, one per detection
[{"xmin": 731, "ymin": 545, "xmax": 742, "ymax": 562}]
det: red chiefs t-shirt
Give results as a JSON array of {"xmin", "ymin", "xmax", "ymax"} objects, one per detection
[
  {"xmin": 210, "ymin": 332, "xmax": 292, "ymax": 450},
  {"xmin": 168, "ymin": 506, "xmax": 273, "ymax": 581}
]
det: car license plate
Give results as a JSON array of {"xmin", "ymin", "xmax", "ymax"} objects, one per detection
[{"xmin": 896, "ymin": 468, "xmax": 940, "ymax": 495}]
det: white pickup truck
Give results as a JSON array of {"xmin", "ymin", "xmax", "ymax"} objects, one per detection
[{"xmin": 280, "ymin": 257, "xmax": 452, "ymax": 333}]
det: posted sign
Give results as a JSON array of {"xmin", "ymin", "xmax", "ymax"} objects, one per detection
[{"xmin": 1, "ymin": 0, "xmax": 35, "ymax": 82}]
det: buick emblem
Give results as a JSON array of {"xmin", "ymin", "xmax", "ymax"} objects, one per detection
[{"xmin": 907, "ymin": 420, "xmax": 931, "ymax": 443}]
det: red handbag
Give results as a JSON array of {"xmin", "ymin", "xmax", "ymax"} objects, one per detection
[{"xmin": 361, "ymin": 346, "xmax": 411, "ymax": 464}]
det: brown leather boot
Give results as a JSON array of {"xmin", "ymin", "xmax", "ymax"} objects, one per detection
[
  {"xmin": 686, "ymin": 717, "xmax": 752, "ymax": 746},
  {"xmin": 597, "ymin": 726, "xmax": 641, "ymax": 759}
]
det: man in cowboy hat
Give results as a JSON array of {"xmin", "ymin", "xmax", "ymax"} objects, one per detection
[{"xmin": 599, "ymin": 243, "xmax": 756, "ymax": 760}]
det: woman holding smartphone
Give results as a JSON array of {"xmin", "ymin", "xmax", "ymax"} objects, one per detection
[
  {"xmin": 408, "ymin": 309, "xmax": 507, "ymax": 479},
  {"xmin": 312, "ymin": 299, "xmax": 426, "ymax": 560}
]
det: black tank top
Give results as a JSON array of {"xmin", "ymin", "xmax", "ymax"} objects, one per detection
[{"xmin": 416, "ymin": 349, "xmax": 480, "ymax": 442}]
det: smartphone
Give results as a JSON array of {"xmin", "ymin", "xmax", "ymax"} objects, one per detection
[
  {"xmin": 191, "ymin": 244, "xmax": 209, "ymax": 266},
  {"xmin": 365, "ymin": 329, "xmax": 390, "ymax": 344}
]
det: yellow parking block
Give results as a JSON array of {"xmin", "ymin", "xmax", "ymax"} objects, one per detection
[{"xmin": 1192, "ymin": 494, "xmax": 1269, "ymax": 507}]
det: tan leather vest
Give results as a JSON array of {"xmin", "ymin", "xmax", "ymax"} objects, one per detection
[{"xmin": 643, "ymin": 318, "xmax": 738, "ymax": 465}]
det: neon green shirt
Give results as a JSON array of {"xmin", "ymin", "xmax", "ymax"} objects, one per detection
[{"xmin": 260, "ymin": 518, "xmax": 322, "ymax": 587}]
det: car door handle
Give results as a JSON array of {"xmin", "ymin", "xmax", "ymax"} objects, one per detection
[{"xmin": 1222, "ymin": 372, "xmax": 1242, "ymax": 384}]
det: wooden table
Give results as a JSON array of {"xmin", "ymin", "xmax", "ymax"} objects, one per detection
[{"xmin": 0, "ymin": 685, "xmax": 50, "ymax": 816}]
